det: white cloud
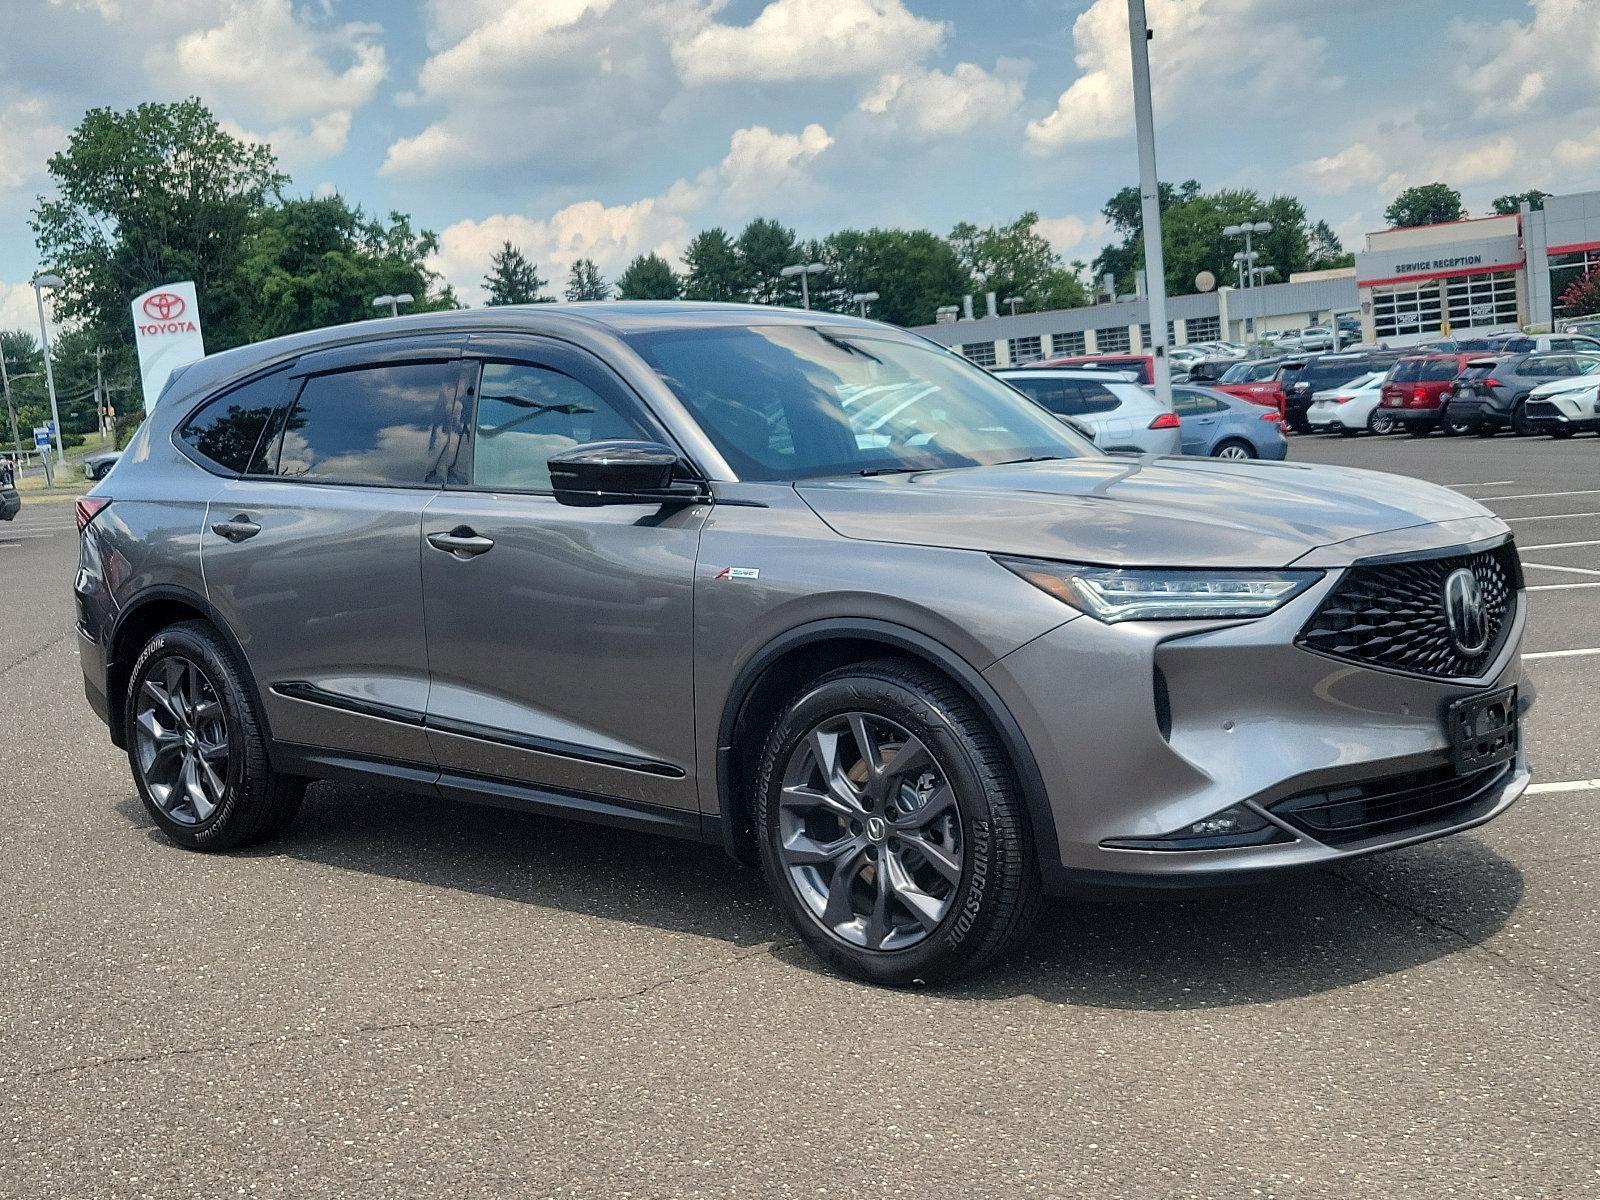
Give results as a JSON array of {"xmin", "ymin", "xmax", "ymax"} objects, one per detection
[
  {"xmin": 431, "ymin": 122, "xmax": 833, "ymax": 305},
  {"xmin": 1036, "ymin": 213, "xmax": 1111, "ymax": 262},
  {"xmin": 1026, "ymin": 0, "xmax": 1329, "ymax": 153},
  {"xmin": 1452, "ymin": 0, "xmax": 1600, "ymax": 119},
  {"xmin": 673, "ymin": 0, "xmax": 945, "ymax": 85},
  {"xmin": 859, "ymin": 60, "xmax": 1027, "ymax": 141},
  {"xmin": 1295, "ymin": 142, "xmax": 1386, "ymax": 193},
  {"xmin": 0, "ymin": 281, "xmax": 40, "ymax": 333},
  {"xmin": 0, "ymin": 97, "xmax": 64, "ymax": 193},
  {"xmin": 1555, "ymin": 129, "xmax": 1600, "ymax": 169}
]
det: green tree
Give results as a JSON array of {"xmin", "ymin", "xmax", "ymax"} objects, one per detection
[
  {"xmin": 565, "ymin": 258, "xmax": 610, "ymax": 301},
  {"xmin": 682, "ymin": 228, "xmax": 749, "ymax": 302},
  {"xmin": 483, "ymin": 242, "xmax": 549, "ymax": 305},
  {"xmin": 1307, "ymin": 219, "xmax": 1354, "ymax": 270},
  {"xmin": 1384, "ymin": 182, "xmax": 1466, "ymax": 228},
  {"xmin": 615, "ymin": 253, "xmax": 681, "ymax": 300},
  {"xmin": 243, "ymin": 197, "xmax": 456, "ymax": 338},
  {"xmin": 948, "ymin": 212, "xmax": 1088, "ymax": 314},
  {"xmin": 31, "ymin": 98, "xmax": 286, "ymax": 353},
  {"xmin": 816, "ymin": 228, "xmax": 969, "ymax": 325},
  {"xmin": 1492, "ymin": 189, "xmax": 1549, "ymax": 215},
  {"xmin": 735, "ymin": 218, "xmax": 800, "ymax": 305}
]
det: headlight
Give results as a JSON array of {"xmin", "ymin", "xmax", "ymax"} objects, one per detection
[{"xmin": 997, "ymin": 557, "xmax": 1323, "ymax": 622}]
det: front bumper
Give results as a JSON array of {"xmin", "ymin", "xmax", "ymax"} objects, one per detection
[{"xmin": 983, "ymin": 528, "xmax": 1529, "ymax": 893}]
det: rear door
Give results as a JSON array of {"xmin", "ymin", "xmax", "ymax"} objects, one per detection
[
  {"xmin": 1172, "ymin": 388, "xmax": 1220, "ymax": 454},
  {"xmin": 203, "ymin": 338, "xmax": 467, "ymax": 767},
  {"xmin": 418, "ymin": 335, "xmax": 707, "ymax": 814}
]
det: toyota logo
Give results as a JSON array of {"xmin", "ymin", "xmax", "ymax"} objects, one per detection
[
  {"xmin": 1443, "ymin": 567, "xmax": 1491, "ymax": 656},
  {"xmin": 142, "ymin": 292, "xmax": 186, "ymax": 321}
]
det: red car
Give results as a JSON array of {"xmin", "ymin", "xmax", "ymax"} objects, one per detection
[
  {"xmin": 1377, "ymin": 354, "xmax": 1474, "ymax": 436},
  {"xmin": 1034, "ymin": 354, "xmax": 1155, "ymax": 384},
  {"xmin": 1211, "ymin": 358, "xmax": 1287, "ymax": 416}
]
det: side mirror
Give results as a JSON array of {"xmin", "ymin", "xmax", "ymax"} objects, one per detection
[{"xmin": 548, "ymin": 440, "xmax": 705, "ymax": 508}]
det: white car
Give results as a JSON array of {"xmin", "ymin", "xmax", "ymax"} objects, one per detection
[
  {"xmin": 1280, "ymin": 326, "xmax": 1337, "ymax": 352},
  {"xmin": 1305, "ymin": 371, "xmax": 1390, "ymax": 435},
  {"xmin": 1524, "ymin": 373, "xmax": 1600, "ymax": 437}
]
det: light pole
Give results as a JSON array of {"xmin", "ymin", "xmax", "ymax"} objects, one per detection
[
  {"xmin": 1003, "ymin": 295, "xmax": 1024, "ymax": 316},
  {"xmin": 1222, "ymin": 221, "xmax": 1273, "ymax": 287},
  {"xmin": 1127, "ymin": 0, "xmax": 1173, "ymax": 408},
  {"xmin": 850, "ymin": 290, "xmax": 880, "ymax": 318},
  {"xmin": 371, "ymin": 292, "xmax": 415, "ymax": 318},
  {"xmin": 779, "ymin": 262, "xmax": 826, "ymax": 310},
  {"xmin": 32, "ymin": 273, "xmax": 66, "ymax": 465}
]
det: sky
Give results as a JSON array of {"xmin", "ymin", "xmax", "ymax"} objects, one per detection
[{"xmin": 2, "ymin": 0, "xmax": 1597, "ymax": 326}]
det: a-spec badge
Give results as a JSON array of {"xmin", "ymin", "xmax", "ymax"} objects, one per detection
[{"xmin": 714, "ymin": 567, "xmax": 761, "ymax": 580}]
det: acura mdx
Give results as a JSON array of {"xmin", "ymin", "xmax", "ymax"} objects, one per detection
[{"xmin": 77, "ymin": 304, "xmax": 1530, "ymax": 984}]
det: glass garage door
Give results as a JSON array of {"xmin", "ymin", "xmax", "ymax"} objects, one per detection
[{"xmin": 1446, "ymin": 271, "xmax": 1518, "ymax": 330}]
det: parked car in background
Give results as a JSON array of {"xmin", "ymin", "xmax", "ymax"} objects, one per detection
[
  {"xmin": 1524, "ymin": 372, "xmax": 1600, "ymax": 437},
  {"xmin": 1032, "ymin": 353, "xmax": 1155, "ymax": 385},
  {"xmin": 1278, "ymin": 327, "xmax": 1336, "ymax": 353},
  {"xmin": 1305, "ymin": 371, "xmax": 1390, "ymax": 435},
  {"xmin": 995, "ymin": 367, "xmax": 1182, "ymax": 455},
  {"xmin": 1212, "ymin": 357, "xmax": 1287, "ymax": 414},
  {"xmin": 1179, "ymin": 358, "xmax": 1240, "ymax": 384},
  {"xmin": 1484, "ymin": 332, "xmax": 1600, "ymax": 354},
  {"xmin": 1377, "ymin": 353, "xmax": 1473, "ymax": 436},
  {"xmin": 1558, "ymin": 318, "xmax": 1600, "ymax": 337},
  {"xmin": 1448, "ymin": 353, "xmax": 1600, "ymax": 436},
  {"xmin": 1277, "ymin": 353, "xmax": 1399, "ymax": 432},
  {"xmin": 0, "ymin": 475, "xmax": 18, "ymax": 521},
  {"xmin": 82, "ymin": 451, "xmax": 121, "ymax": 481},
  {"xmin": 1171, "ymin": 385, "xmax": 1288, "ymax": 460}
]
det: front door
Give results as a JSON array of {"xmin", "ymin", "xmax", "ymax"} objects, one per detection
[
  {"xmin": 419, "ymin": 335, "xmax": 707, "ymax": 813},
  {"xmin": 203, "ymin": 339, "xmax": 468, "ymax": 767}
]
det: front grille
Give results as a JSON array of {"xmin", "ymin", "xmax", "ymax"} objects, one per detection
[
  {"xmin": 1271, "ymin": 761, "xmax": 1513, "ymax": 847},
  {"xmin": 1297, "ymin": 542, "xmax": 1520, "ymax": 679},
  {"xmin": 1524, "ymin": 400, "xmax": 1561, "ymax": 421}
]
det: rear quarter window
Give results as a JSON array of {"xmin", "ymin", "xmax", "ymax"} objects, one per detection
[
  {"xmin": 1388, "ymin": 359, "xmax": 1422, "ymax": 383},
  {"xmin": 178, "ymin": 371, "xmax": 290, "ymax": 474},
  {"xmin": 1419, "ymin": 359, "xmax": 1462, "ymax": 382}
]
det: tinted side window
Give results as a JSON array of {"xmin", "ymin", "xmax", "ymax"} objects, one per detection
[
  {"xmin": 273, "ymin": 362, "xmax": 461, "ymax": 485},
  {"xmin": 471, "ymin": 362, "xmax": 649, "ymax": 492},
  {"xmin": 1173, "ymin": 391, "xmax": 1224, "ymax": 416},
  {"xmin": 1419, "ymin": 359, "xmax": 1461, "ymax": 382},
  {"xmin": 1389, "ymin": 359, "xmax": 1422, "ymax": 383},
  {"xmin": 1076, "ymin": 383, "xmax": 1123, "ymax": 414},
  {"xmin": 179, "ymin": 372, "xmax": 287, "ymax": 473}
]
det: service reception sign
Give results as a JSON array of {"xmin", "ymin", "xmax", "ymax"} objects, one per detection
[{"xmin": 131, "ymin": 281, "xmax": 206, "ymax": 412}]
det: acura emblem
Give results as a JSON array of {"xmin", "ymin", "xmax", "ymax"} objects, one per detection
[{"xmin": 1443, "ymin": 567, "xmax": 1490, "ymax": 656}]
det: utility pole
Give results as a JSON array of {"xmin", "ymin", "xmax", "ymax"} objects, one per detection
[
  {"xmin": 94, "ymin": 347, "xmax": 106, "ymax": 439},
  {"xmin": 1127, "ymin": 0, "xmax": 1172, "ymax": 408},
  {"xmin": 0, "ymin": 352, "xmax": 23, "ymax": 469}
]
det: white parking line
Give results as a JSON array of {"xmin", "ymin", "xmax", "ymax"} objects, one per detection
[
  {"xmin": 1523, "ymin": 647, "xmax": 1600, "ymax": 660},
  {"xmin": 1522, "ymin": 562, "xmax": 1600, "ymax": 577},
  {"xmin": 1504, "ymin": 511, "xmax": 1600, "ymax": 523},
  {"xmin": 1520, "ymin": 539, "xmax": 1600, "ymax": 550},
  {"xmin": 1526, "ymin": 779, "xmax": 1600, "ymax": 796},
  {"xmin": 1472, "ymin": 488, "xmax": 1600, "ymax": 502},
  {"xmin": 1526, "ymin": 582, "xmax": 1600, "ymax": 591}
]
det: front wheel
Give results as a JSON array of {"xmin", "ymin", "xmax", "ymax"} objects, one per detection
[
  {"xmin": 754, "ymin": 660, "xmax": 1041, "ymax": 985},
  {"xmin": 1213, "ymin": 439, "xmax": 1257, "ymax": 460},
  {"xmin": 127, "ymin": 621, "xmax": 304, "ymax": 850},
  {"xmin": 1511, "ymin": 400, "xmax": 1537, "ymax": 437}
]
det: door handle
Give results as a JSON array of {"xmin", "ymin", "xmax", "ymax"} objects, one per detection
[
  {"xmin": 211, "ymin": 514, "xmax": 261, "ymax": 542},
  {"xmin": 427, "ymin": 526, "xmax": 495, "ymax": 558}
]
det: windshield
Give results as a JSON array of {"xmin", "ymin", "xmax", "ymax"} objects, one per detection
[{"xmin": 626, "ymin": 325, "xmax": 1098, "ymax": 481}]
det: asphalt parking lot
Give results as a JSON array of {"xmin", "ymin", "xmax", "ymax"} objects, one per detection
[{"xmin": 1, "ymin": 438, "xmax": 1597, "ymax": 1199}]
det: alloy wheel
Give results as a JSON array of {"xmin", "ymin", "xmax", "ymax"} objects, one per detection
[
  {"xmin": 1369, "ymin": 411, "xmax": 1396, "ymax": 435},
  {"xmin": 134, "ymin": 656, "xmax": 231, "ymax": 826},
  {"xmin": 777, "ymin": 712, "xmax": 964, "ymax": 951},
  {"xmin": 1216, "ymin": 442, "xmax": 1253, "ymax": 460}
]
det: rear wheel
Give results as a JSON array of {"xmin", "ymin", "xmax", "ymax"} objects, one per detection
[
  {"xmin": 1442, "ymin": 410, "xmax": 1474, "ymax": 436},
  {"xmin": 1213, "ymin": 439, "xmax": 1256, "ymax": 460},
  {"xmin": 1367, "ymin": 410, "xmax": 1397, "ymax": 436},
  {"xmin": 127, "ymin": 621, "xmax": 304, "ymax": 850},
  {"xmin": 754, "ymin": 659, "xmax": 1040, "ymax": 985}
]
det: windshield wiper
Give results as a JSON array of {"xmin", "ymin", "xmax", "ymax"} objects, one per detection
[
  {"xmin": 856, "ymin": 465, "xmax": 922, "ymax": 476},
  {"xmin": 995, "ymin": 455, "xmax": 1066, "ymax": 465}
]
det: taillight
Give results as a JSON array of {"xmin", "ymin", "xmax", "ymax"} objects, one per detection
[
  {"xmin": 1261, "ymin": 410, "xmax": 1282, "ymax": 422},
  {"xmin": 1412, "ymin": 386, "xmax": 1428, "ymax": 403},
  {"xmin": 1484, "ymin": 378, "xmax": 1503, "ymax": 389},
  {"xmin": 1148, "ymin": 412, "xmax": 1181, "ymax": 429},
  {"xmin": 1333, "ymin": 395, "xmax": 1352, "ymax": 404},
  {"xmin": 75, "ymin": 496, "xmax": 110, "ymax": 533}
]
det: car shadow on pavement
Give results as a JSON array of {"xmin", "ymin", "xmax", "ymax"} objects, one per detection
[{"xmin": 116, "ymin": 783, "xmax": 1523, "ymax": 1008}]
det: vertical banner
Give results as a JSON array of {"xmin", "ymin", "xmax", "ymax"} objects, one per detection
[{"xmin": 131, "ymin": 281, "xmax": 205, "ymax": 412}]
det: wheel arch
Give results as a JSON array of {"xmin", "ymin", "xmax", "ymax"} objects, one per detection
[
  {"xmin": 106, "ymin": 586, "xmax": 271, "ymax": 752},
  {"xmin": 713, "ymin": 618, "xmax": 1062, "ymax": 885}
]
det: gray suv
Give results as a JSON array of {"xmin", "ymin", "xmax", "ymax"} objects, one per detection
[{"xmin": 76, "ymin": 304, "xmax": 1530, "ymax": 985}]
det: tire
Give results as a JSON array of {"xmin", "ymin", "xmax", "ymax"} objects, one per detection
[
  {"xmin": 1510, "ymin": 400, "xmax": 1536, "ymax": 437},
  {"xmin": 1367, "ymin": 410, "xmax": 1397, "ymax": 436},
  {"xmin": 754, "ymin": 658, "xmax": 1041, "ymax": 986},
  {"xmin": 125, "ymin": 620, "xmax": 304, "ymax": 851},
  {"xmin": 1213, "ymin": 439, "xmax": 1257, "ymax": 460},
  {"xmin": 1442, "ymin": 411, "xmax": 1474, "ymax": 437}
]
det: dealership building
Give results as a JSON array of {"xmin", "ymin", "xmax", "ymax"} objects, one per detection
[{"xmin": 912, "ymin": 187, "xmax": 1600, "ymax": 365}]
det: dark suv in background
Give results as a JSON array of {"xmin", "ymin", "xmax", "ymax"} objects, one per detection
[
  {"xmin": 75, "ymin": 304, "xmax": 1530, "ymax": 985},
  {"xmin": 1450, "ymin": 353, "xmax": 1600, "ymax": 435}
]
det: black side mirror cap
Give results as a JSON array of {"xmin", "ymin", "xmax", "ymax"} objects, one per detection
[{"xmin": 548, "ymin": 440, "xmax": 707, "ymax": 508}]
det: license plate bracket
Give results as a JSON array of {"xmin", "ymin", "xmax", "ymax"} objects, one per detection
[{"xmin": 1446, "ymin": 686, "xmax": 1518, "ymax": 775}]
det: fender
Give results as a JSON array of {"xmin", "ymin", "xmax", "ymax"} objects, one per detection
[{"xmin": 713, "ymin": 617, "xmax": 1066, "ymax": 890}]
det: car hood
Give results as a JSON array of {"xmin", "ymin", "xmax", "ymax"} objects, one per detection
[
  {"xmin": 1530, "ymin": 375, "xmax": 1600, "ymax": 397},
  {"xmin": 796, "ymin": 456, "xmax": 1497, "ymax": 569}
]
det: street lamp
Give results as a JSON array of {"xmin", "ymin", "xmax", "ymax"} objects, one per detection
[
  {"xmin": 1222, "ymin": 221, "xmax": 1273, "ymax": 288},
  {"xmin": 31, "ymin": 273, "xmax": 66, "ymax": 466},
  {"xmin": 371, "ymin": 292, "xmax": 415, "ymax": 318},
  {"xmin": 1127, "ymin": 0, "xmax": 1173, "ymax": 407},
  {"xmin": 850, "ymin": 290, "xmax": 880, "ymax": 318},
  {"xmin": 1003, "ymin": 295, "xmax": 1024, "ymax": 316},
  {"xmin": 779, "ymin": 262, "xmax": 826, "ymax": 310}
]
